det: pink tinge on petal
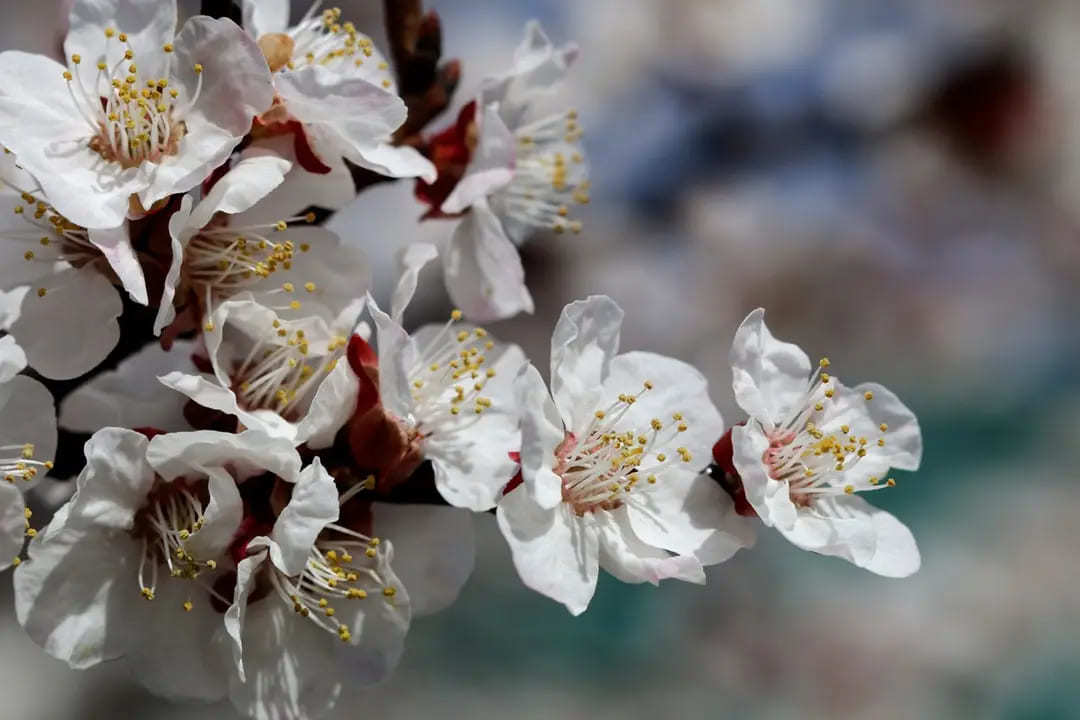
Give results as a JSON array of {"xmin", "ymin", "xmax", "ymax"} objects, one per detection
[{"xmin": 503, "ymin": 451, "xmax": 523, "ymax": 495}]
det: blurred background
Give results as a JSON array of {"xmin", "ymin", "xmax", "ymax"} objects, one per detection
[{"xmin": 3, "ymin": 0, "xmax": 1080, "ymax": 717}]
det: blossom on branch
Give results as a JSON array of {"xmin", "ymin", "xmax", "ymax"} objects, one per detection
[
  {"xmin": 496, "ymin": 296, "xmax": 755, "ymax": 615},
  {"xmin": 727, "ymin": 309, "xmax": 923, "ymax": 577}
]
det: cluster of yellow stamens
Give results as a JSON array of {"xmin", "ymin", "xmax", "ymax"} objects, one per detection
[
  {"xmin": 557, "ymin": 381, "xmax": 693, "ymax": 516},
  {"xmin": 2, "ymin": 442, "xmax": 53, "ymax": 485},
  {"xmin": 132, "ymin": 481, "xmax": 223, "ymax": 611},
  {"xmin": 761, "ymin": 357, "xmax": 897, "ymax": 506},
  {"xmin": 185, "ymin": 213, "xmax": 317, "ymax": 330},
  {"xmin": 267, "ymin": 526, "xmax": 399, "ymax": 644},
  {"xmin": 496, "ymin": 110, "xmax": 590, "ymax": 239},
  {"xmin": 64, "ymin": 30, "xmax": 201, "ymax": 167},
  {"xmin": 232, "ymin": 319, "xmax": 347, "ymax": 419},
  {"xmin": 278, "ymin": 4, "xmax": 394, "ymax": 89},
  {"xmin": 405, "ymin": 310, "xmax": 497, "ymax": 436}
]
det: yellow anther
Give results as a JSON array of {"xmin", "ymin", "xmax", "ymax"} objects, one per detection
[
  {"xmin": 382, "ymin": 586, "xmax": 397, "ymax": 598},
  {"xmin": 879, "ymin": 423, "xmax": 888, "ymax": 432},
  {"xmin": 194, "ymin": 63, "xmax": 203, "ymax": 74},
  {"xmin": 183, "ymin": 600, "xmax": 193, "ymax": 612},
  {"xmin": 163, "ymin": 43, "xmax": 174, "ymax": 53},
  {"xmin": 141, "ymin": 587, "xmax": 155, "ymax": 601},
  {"xmin": 62, "ymin": 71, "xmax": 72, "ymax": 81},
  {"xmin": 844, "ymin": 485, "xmax": 854, "ymax": 494},
  {"xmin": 71, "ymin": 54, "xmax": 81, "ymax": 64},
  {"xmin": 864, "ymin": 391, "xmax": 874, "ymax": 400},
  {"xmin": 886, "ymin": 478, "xmax": 896, "ymax": 487},
  {"xmin": 105, "ymin": 27, "xmax": 115, "ymax": 38},
  {"xmin": 819, "ymin": 357, "xmax": 830, "ymax": 368},
  {"xmin": 304, "ymin": 282, "xmax": 316, "ymax": 293},
  {"xmin": 36, "ymin": 288, "xmax": 47, "ymax": 298}
]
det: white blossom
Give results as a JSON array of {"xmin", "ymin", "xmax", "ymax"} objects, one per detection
[
  {"xmin": 729, "ymin": 308, "xmax": 923, "ymax": 577},
  {"xmin": 14, "ymin": 427, "xmax": 302, "ymax": 701},
  {"xmin": 433, "ymin": 20, "xmax": 590, "ymax": 322},
  {"xmin": 0, "ymin": 0, "xmax": 274, "ymax": 231},
  {"xmin": 496, "ymin": 296, "xmax": 755, "ymax": 615}
]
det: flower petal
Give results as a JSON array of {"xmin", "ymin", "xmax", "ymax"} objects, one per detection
[
  {"xmin": 550, "ymin": 294, "xmax": 623, "ymax": 432},
  {"xmin": 730, "ymin": 308, "xmax": 812, "ymax": 426},
  {"xmin": 188, "ymin": 153, "xmax": 292, "ymax": 230},
  {"xmin": 241, "ymin": 0, "xmax": 289, "ymax": 36},
  {"xmin": 443, "ymin": 199, "xmax": 534, "ymax": 323},
  {"xmin": 239, "ymin": 137, "xmax": 356, "ymax": 222},
  {"xmin": 66, "ymin": 0, "xmax": 177, "ymax": 90},
  {"xmin": 269, "ymin": 458, "xmax": 338, "ymax": 577},
  {"xmin": 0, "ymin": 482, "xmax": 25, "ymax": 570},
  {"xmin": 496, "ymin": 488, "xmax": 599, "ymax": 615},
  {"xmin": 597, "ymin": 506, "xmax": 705, "ymax": 585},
  {"xmin": 0, "ymin": 375, "xmax": 58, "ymax": 487},
  {"xmin": 146, "ymin": 429, "xmax": 302, "ymax": 485},
  {"xmin": 372, "ymin": 503, "xmax": 475, "ymax": 617},
  {"xmin": 515, "ymin": 362, "xmax": 564, "ymax": 510},
  {"xmin": 731, "ymin": 421, "xmax": 797, "ymax": 530},
  {"xmin": 391, "ymin": 242, "xmax": 439, "ymax": 323},
  {"xmin": 0, "ymin": 335, "xmax": 27, "ymax": 382},
  {"xmin": 60, "ymin": 339, "xmax": 196, "ymax": 433},
  {"xmin": 10, "ymin": 266, "xmax": 122, "ymax": 380},
  {"xmin": 64, "ymin": 427, "xmax": 154, "ymax": 531},
  {"xmin": 15, "ymin": 504, "xmax": 140, "ymax": 669},
  {"xmin": 441, "ymin": 103, "xmax": 516, "ymax": 215},
  {"xmin": 294, "ymin": 358, "xmax": 359, "ymax": 450},
  {"xmin": 89, "ymin": 223, "xmax": 146, "ymax": 305}
]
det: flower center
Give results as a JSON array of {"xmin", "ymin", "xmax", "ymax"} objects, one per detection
[
  {"xmin": 266, "ymin": 524, "xmax": 398, "ymax": 644},
  {"xmin": 556, "ymin": 382, "xmax": 693, "ymax": 516},
  {"xmin": 62, "ymin": 30, "xmax": 201, "ymax": 168},
  {"xmin": 1, "ymin": 442, "xmax": 52, "ymax": 485},
  {"xmin": 760, "ymin": 357, "xmax": 896, "ymax": 508},
  {"xmin": 183, "ymin": 213, "xmax": 317, "ymax": 330},
  {"xmin": 231, "ymin": 321, "xmax": 348, "ymax": 420},
  {"xmin": 277, "ymin": 4, "xmax": 394, "ymax": 89},
  {"xmin": 488, "ymin": 110, "xmax": 590, "ymax": 240},
  {"xmin": 404, "ymin": 310, "xmax": 498, "ymax": 437},
  {"xmin": 131, "ymin": 479, "xmax": 224, "ymax": 611}
]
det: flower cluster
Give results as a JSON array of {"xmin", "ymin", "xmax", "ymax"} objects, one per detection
[{"xmin": 0, "ymin": 1, "xmax": 925, "ymax": 717}]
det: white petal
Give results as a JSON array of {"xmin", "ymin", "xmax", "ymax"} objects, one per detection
[
  {"xmin": 10, "ymin": 266, "xmax": 122, "ymax": 380},
  {"xmin": 276, "ymin": 65, "xmax": 404, "ymax": 143},
  {"xmin": 269, "ymin": 458, "xmax": 338, "ymax": 577},
  {"xmin": 443, "ymin": 199, "xmax": 533, "ymax": 323},
  {"xmin": 183, "ymin": 466, "xmax": 244, "ymax": 560},
  {"xmin": 496, "ymin": 488, "xmax": 599, "ymax": 615},
  {"xmin": 597, "ymin": 506, "xmax": 705, "ymax": 585},
  {"xmin": 15, "ymin": 505, "xmax": 140, "ymax": 669},
  {"xmin": 481, "ymin": 21, "xmax": 579, "ymax": 130},
  {"xmin": 188, "ymin": 154, "xmax": 292, "ymax": 230},
  {"xmin": 441, "ymin": 103, "xmax": 516, "ymax": 215},
  {"xmin": 89, "ymin": 223, "xmax": 147, "ymax": 305},
  {"xmin": 372, "ymin": 503, "xmax": 475, "ymax": 617},
  {"xmin": 346, "ymin": 142, "xmax": 436, "ymax": 183},
  {"xmin": 224, "ymin": 548, "xmax": 267, "ymax": 682},
  {"xmin": 829, "ymin": 380, "xmax": 922, "ymax": 473},
  {"xmin": 242, "ymin": 0, "xmax": 289, "ymax": 36},
  {"xmin": 66, "ymin": 0, "xmax": 177, "ymax": 90},
  {"xmin": 147, "ymin": 428, "xmax": 302, "ymax": 484},
  {"xmin": 0, "ymin": 375, "xmax": 58, "ymax": 485},
  {"xmin": 60, "ymin": 339, "xmax": 197, "ymax": 433},
  {"xmin": 0, "ymin": 335, "xmax": 27, "ymax": 382},
  {"xmin": 729, "ymin": 308, "xmax": 812, "ymax": 426},
  {"xmin": 65, "ymin": 427, "xmax": 154, "ymax": 531},
  {"xmin": 154, "ymin": 193, "xmax": 195, "ymax": 335},
  {"xmin": 157, "ymin": 370, "xmax": 295, "ymax": 441},
  {"xmin": 549, "ymin": 294, "xmax": 623, "ymax": 432},
  {"xmin": 240, "ymin": 137, "xmax": 356, "ymax": 221},
  {"xmin": 125, "ymin": 575, "xmax": 230, "ymax": 702},
  {"xmin": 295, "ymin": 358, "xmax": 359, "ymax": 450},
  {"xmin": 0, "ymin": 287, "xmax": 28, "ymax": 330},
  {"xmin": 626, "ymin": 471, "xmax": 755, "ymax": 566},
  {"xmin": 731, "ymin": 422, "xmax": 797, "ymax": 530},
  {"xmin": 515, "ymin": 363, "xmax": 564, "ymax": 510},
  {"xmin": 0, "ymin": 483, "xmax": 25, "ymax": 570},
  {"xmin": 367, "ymin": 295, "xmax": 417, "ymax": 419},
  {"xmin": 856, "ymin": 498, "xmax": 920, "ymax": 577},
  {"xmin": 391, "ymin": 242, "xmax": 439, "ymax": 323},
  {"xmin": 601, "ymin": 350, "xmax": 723, "ymax": 460}
]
